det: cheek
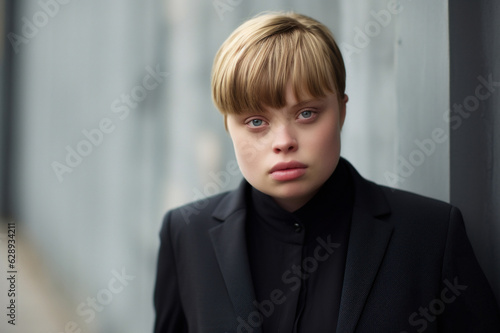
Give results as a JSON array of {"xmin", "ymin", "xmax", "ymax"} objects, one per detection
[
  {"xmin": 232, "ymin": 136, "xmax": 259, "ymax": 174},
  {"xmin": 309, "ymin": 122, "xmax": 341, "ymax": 151},
  {"xmin": 309, "ymin": 124, "xmax": 342, "ymax": 172},
  {"xmin": 316, "ymin": 138, "xmax": 341, "ymax": 180},
  {"xmin": 327, "ymin": 128, "xmax": 342, "ymax": 156}
]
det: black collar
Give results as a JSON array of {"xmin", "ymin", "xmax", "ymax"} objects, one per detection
[{"xmin": 212, "ymin": 157, "xmax": 391, "ymax": 222}]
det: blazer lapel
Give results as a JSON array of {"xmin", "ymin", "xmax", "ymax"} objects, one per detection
[
  {"xmin": 336, "ymin": 159, "xmax": 394, "ymax": 333},
  {"xmin": 209, "ymin": 181, "xmax": 262, "ymax": 333},
  {"xmin": 336, "ymin": 210, "xmax": 393, "ymax": 333}
]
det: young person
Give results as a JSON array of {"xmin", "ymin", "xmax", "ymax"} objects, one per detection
[{"xmin": 154, "ymin": 12, "xmax": 500, "ymax": 333}]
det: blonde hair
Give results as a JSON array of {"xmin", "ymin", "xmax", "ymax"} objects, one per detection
[{"xmin": 211, "ymin": 12, "xmax": 346, "ymax": 128}]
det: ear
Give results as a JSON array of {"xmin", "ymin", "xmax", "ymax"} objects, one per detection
[{"xmin": 339, "ymin": 94, "xmax": 348, "ymax": 129}]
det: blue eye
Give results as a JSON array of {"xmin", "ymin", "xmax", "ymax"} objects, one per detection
[
  {"xmin": 300, "ymin": 111, "xmax": 313, "ymax": 119},
  {"xmin": 249, "ymin": 119, "xmax": 263, "ymax": 127}
]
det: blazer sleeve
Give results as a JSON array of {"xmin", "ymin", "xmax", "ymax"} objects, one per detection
[
  {"xmin": 153, "ymin": 211, "xmax": 188, "ymax": 333},
  {"xmin": 438, "ymin": 206, "xmax": 500, "ymax": 331}
]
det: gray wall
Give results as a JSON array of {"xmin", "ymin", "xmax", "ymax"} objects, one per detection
[
  {"xmin": 340, "ymin": 0, "xmax": 450, "ymax": 202},
  {"xmin": 0, "ymin": 0, "xmax": 13, "ymax": 217},
  {"xmin": 394, "ymin": 1, "xmax": 450, "ymax": 200},
  {"xmin": 9, "ymin": 1, "xmax": 168, "ymax": 332}
]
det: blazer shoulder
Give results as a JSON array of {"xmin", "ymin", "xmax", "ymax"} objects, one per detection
[
  {"xmin": 160, "ymin": 178, "xmax": 250, "ymax": 238},
  {"xmin": 376, "ymin": 185, "xmax": 459, "ymax": 233},
  {"xmin": 343, "ymin": 157, "xmax": 454, "ymax": 220},
  {"xmin": 345, "ymin": 157, "xmax": 454, "ymax": 222},
  {"xmin": 380, "ymin": 185, "xmax": 453, "ymax": 212},
  {"xmin": 161, "ymin": 190, "xmax": 231, "ymax": 232}
]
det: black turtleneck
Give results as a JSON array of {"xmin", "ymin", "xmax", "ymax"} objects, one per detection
[{"xmin": 245, "ymin": 159, "xmax": 354, "ymax": 332}]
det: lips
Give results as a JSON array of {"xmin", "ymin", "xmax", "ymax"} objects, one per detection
[{"xmin": 270, "ymin": 161, "xmax": 307, "ymax": 181}]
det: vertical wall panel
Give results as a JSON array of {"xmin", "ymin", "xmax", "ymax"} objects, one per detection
[
  {"xmin": 393, "ymin": 1, "xmax": 450, "ymax": 201},
  {"xmin": 339, "ymin": 0, "xmax": 398, "ymax": 188},
  {"xmin": 340, "ymin": 0, "xmax": 450, "ymax": 202},
  {"xmin": 11, "ymin": 1, "xmax": 168, "ymax": 331},
  {"xmin": 449, "ymin": 0, "xmax": 500, "ymax": 306}
]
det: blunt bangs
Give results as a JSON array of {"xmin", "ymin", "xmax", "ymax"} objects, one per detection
[{"xmin": 211, "ymin": 12, "xmax": 346, "ymax": 119}]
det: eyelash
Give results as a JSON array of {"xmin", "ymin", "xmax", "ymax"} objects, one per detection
[
  {"xmin": 244, "ymin": 109, "xmax": 318, "ymax": 129},
  {"xmin": 298, "ymin": 110, "xmax": 315, "ymax": 120},
  {"xmin": 245, "ymin": 118, "xmax": 268, "ymax": 128}
]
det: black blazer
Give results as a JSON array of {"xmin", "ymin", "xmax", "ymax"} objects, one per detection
[{"xmin": 154, "ymin": 159, "xmax": 500, "ymax": 333}]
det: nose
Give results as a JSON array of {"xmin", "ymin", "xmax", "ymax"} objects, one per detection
[{"xmin": 272, "ymin": 125, "xmax": 298, "ymax": 154}]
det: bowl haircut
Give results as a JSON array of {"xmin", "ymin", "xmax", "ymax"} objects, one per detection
[{"xmin": 211, "ymin": 12, "xmax": 346, "ymax": 129}]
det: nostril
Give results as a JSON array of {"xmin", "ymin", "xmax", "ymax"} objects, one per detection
[{"xmin": 272, "ymin": 134, "xmax": 298, "ymax": 153}]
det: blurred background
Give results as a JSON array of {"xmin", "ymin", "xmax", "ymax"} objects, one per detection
[{"xmin": 0, "ymin": 0, "xmax": 499, "ymax": 332}]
